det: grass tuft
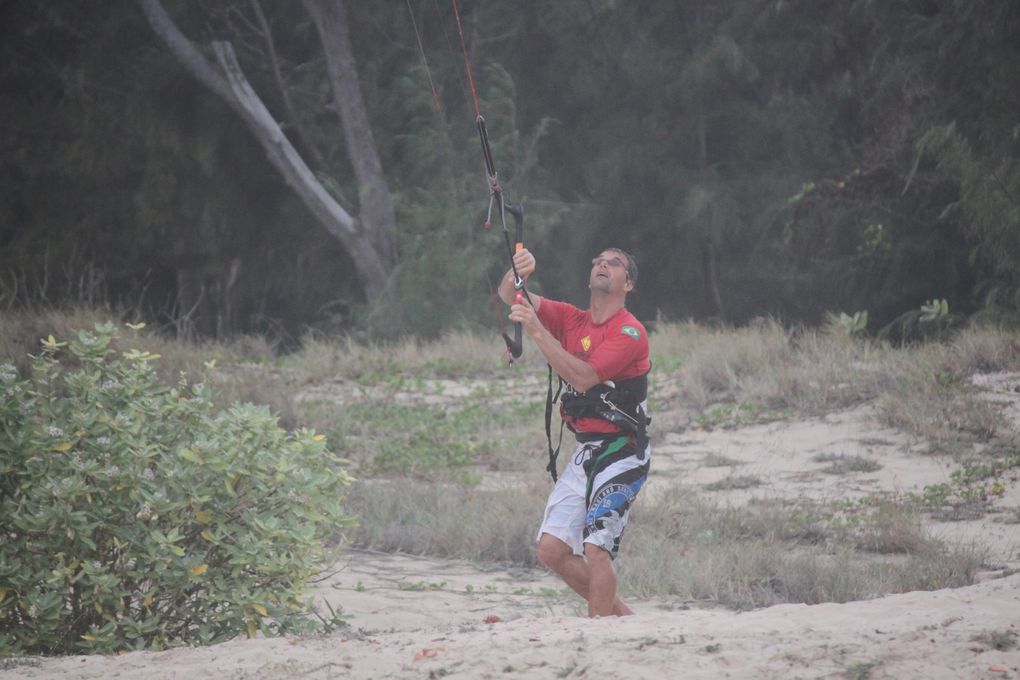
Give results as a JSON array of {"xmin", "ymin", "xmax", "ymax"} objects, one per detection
[
  {"xmin": 342, "ymin": 478, "xmax": 547, "ymax": 565},
  {"xmin": 972, "ymin": 629, "xmax": 1019, "ymax": 651},
  {"xmin": 702, "ymin": 453, "xmax": 746, "ymax": 468},
  {"xmin": 705, "ymin": 475, "xmax": 763, "ymax": 491},
  {"xmin": 621, "ymin": 487, "xmax": 984, "ymax": 609},
  {"xmin": 813, "ymin": 453, "xmax": 883, "ymax": 475}
]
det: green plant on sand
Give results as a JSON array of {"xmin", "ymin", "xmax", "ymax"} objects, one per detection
[{"xmin": 0, "ymin": 323, "xmax": 354, "ymax": 654}]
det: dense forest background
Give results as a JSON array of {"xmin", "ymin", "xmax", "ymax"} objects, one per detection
[{"xmin": 1, "ymin": 0, "xmax": 1018, "ymax": 343}]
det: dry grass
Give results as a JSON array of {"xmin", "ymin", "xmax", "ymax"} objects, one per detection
[
  {"xmin": 651, "ymin": 319, "xmax": 1020, "ymax": 448},
  {"xmin": 950, "ymin": 326, "xmax": 1020, "ymax": 375},
  {"xmin": 0, "ymin": 307, "xmax": 116, "ymax": 372},
  {"xmin": 13, "ymin": 311, "xmax": 1019, "ymax": 449},
  {"xmin": 651, "ymin": 319, "xmax": 898, "ymax": 417},
  {"xmin": 972, "ymin": 628, "xmax": 1020, "ymax": 652},
  {"xmin": 620, "ymin": 487, "xmax": 984, "ymax": 609},
  {"xmin": 344, "ymin": 479, "xmax": 984, "ymax": 611},
  {"xmin": 0, "ymin": 308, "xmax": 301, "ymax": 425},
  {"xmin": 813, "ymin": 453, "xmax": 883, "ymax": 475},
  {"xmin": 881, "ymin": 328, "xmax": 1020, "ymax": 449},
  {"xmin": 704, "ymin": 474, "xmax": 763, "ymax": 491},
  {"xmin": 874, "ymin": 345, "xmax": 1009, "ymax": 452},
  {"xmin": 286, "ymin": 329, "xmax": 545, "ymax": 385},
  {"xmin": 342, "ymin": 477, "xmax": 549, "ymax": 564},
  {"xmin": 835, "ymin": 499, "xmax": 942, "ymax": 554},
  {"xmin": 3, "ymin": 309, "xmax": 1015, "ymax": 612},
  {"xmin": 702, "ymin": 453, "xmax": 746, "ymax": 468}
]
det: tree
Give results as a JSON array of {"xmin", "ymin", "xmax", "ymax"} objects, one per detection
[
  {"xmin": 136, "ymin": 0, "xmax": 395, "ymax": 304},
  {"xmin": 778, "ymin": 0, "xmax": 1020, "ymax": 326},
  {"xmin": 5, "ymin": 0, "xmax": 1017, "ymax": 334}
]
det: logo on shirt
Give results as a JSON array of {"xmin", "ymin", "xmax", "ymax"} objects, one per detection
[
  {"xmin": 580, "ymin": 335, "xmax": 592, "ymax": 352},
  {"xmin": 621, "ymin": 325, "xmax": 641, "ymax": 340}
]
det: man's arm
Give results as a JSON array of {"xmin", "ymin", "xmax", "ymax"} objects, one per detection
[
  {"xmin": 509, "ymin": 296, "xmax": 600, "ymax": 392},
  {"xmin": 500, "ymin": 248, "xmax": 598, "ymax": 389}
]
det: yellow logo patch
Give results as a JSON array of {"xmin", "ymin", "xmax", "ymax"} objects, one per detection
[{"xmin": 581, "ymin": 336, "xmax": 592, "ymax": 352}]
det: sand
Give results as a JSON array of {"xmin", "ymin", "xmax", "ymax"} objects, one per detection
[
  {"xmin": 4, "ymin": 373, "xmax": 1020, "ymax": 679},
  {"xmin": 4, "ymin": 556, "xmax": 1018, "ymax": 679}
]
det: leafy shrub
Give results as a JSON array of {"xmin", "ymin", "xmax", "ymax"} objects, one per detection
[
  {"xmin": 823, "ymin": 310, "xmax": 869, "ymax": 337},
  {"xmin": 878, "ymin": 299, "xmax": 964, "ymax": 344},
  {"xmin": 0, "ymin": 323, "xmax": 353, "ymax": 655}
]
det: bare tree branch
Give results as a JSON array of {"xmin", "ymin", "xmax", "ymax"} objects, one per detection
[
  {"xmin": 136, "ymin": 0, "xmax": 235, "ymax": 105},
  {"xmin": 137, "ymin": 0, "xmax": 394, "ymax": 303},
  {"xmin": 303, "ymin": 0, "xmax": 396, "ymax": 266},
  {"xmin": 249, "ymin": 0, "xmax": 327, "ymax": 170}
]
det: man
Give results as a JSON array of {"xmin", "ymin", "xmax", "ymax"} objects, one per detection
[{"xmin": 499, "ymin": 247, "xmax": 651, "ymax": 617}]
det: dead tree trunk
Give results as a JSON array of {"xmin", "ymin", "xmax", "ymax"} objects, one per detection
[
  {"xmin": 303, "ymin": 0, "xmax": 396, "ymax": 269},
  {"xmin": 137, "ymin": 0, "xmax": 394, "ymax": 304}
]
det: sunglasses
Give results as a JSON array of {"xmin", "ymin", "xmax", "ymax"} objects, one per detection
[{"xmin": 591, "ymin": 256, "xmax": 626, "ymax": 268}]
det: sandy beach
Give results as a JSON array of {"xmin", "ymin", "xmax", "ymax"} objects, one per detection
[
  {"xmin": 4, "ymin": 374, "xmax": 1020, "ymax": 679},
  {"xmin": 4, "ymin": 553, "xmax": 1018, "ymax": 679}
]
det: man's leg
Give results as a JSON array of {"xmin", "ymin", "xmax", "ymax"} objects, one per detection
[
  {"xmin": 537, "ymin": 533, "xmax": 633, "ymax": 616},
  {"xmin": 583, "ymin": 542, "xmax": 619, "ymax": 617}
]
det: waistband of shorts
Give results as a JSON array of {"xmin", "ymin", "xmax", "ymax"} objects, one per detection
[{"xmin": 573, "ymin": 430, "xmax": 627, "ymax": 444}]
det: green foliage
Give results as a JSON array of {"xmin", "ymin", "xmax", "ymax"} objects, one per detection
[
  {"xmin": 0, "ymin": 323, "xmax": 353, "ymax": 655},
  {"xmin": 310, "ymin": 397, "xmax": 540, "ymax": 485},
  {"xmin": 917, "ymin": 455, "xmax": 1019, "ymax": 512},
  {"xmin": 878, "ymin": 299, "xmax": 965, "ymax": 343},
  {"xmin": 774, "ymin": 1, "xmax": 1020, "ymax": 328},
  {"xmin": 971, "ymin": 284, "xmax": 1020, "ymax": 329},
  {"xmin": 3, "ymin": 1, "xmax": 1020, "ymax": 337},
  {"xmin": 364, "ymin": 403, "xmax": 481, "ymax": 484},
  {"xmin": 909, "ymin": 123, "xmax": 1020, "ymax": 285},
  {"xmin": 396, "ymin": 580, "xmax": 446, "ymax": 592},
  {"xmin": 370, "ymin": 55, "xmax": 565, "ymax": 340},
  {"xmin": 824, "ymin": 310, "xmax": 869, "ymax": 338},
  {"xmin": 692, "ymin": 402, "xmax": 791, "ymax": 430}
]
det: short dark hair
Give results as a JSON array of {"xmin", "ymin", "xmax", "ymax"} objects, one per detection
[{"xmin": 605, "ymin": 247, "xmax": 638, "ymax": 287}]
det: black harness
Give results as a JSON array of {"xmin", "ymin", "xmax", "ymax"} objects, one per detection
[{"xmin": 544, "ymin": 370, "xmax": 651, "ymax": 482}]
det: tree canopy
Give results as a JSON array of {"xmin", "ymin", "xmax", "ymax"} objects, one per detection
[{"xmin": 1, "ymin": 0, "xmax": 1018, "ymax": 341}]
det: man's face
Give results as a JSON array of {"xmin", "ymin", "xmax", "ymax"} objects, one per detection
[{"xmin": 589, "ymin": 250, "xmax": 633, "ymax": 294}]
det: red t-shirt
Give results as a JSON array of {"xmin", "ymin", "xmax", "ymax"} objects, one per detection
[{"xmin": 537, "ymin": 298, "xmax": 651, "ymax": 435}]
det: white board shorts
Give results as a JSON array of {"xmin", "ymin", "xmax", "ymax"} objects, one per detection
[{"xmin": 537, "ymin": 434, "xmax": 650, "ymax": 560}]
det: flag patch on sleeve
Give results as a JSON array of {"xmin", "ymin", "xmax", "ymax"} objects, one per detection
[{"xmin": 621, "ymin": 325, "xmax": 641, "ymax": 340}]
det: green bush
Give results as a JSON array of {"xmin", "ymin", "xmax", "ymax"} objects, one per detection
[{"xmin": 0, "ymin": 322, "xmax": 353, "ymax": 655}]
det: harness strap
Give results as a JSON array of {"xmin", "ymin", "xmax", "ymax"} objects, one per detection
[
  {"xmin": 544, "ymin": 370, "xmax": 653, "ymax": 483},
  {"xmin": 544, "ymin": 364, "xmax": 565, "ymax": 481},
  {"xmin": 560, "ymin": 376, "xmax": 650, "ymax": 437}
]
